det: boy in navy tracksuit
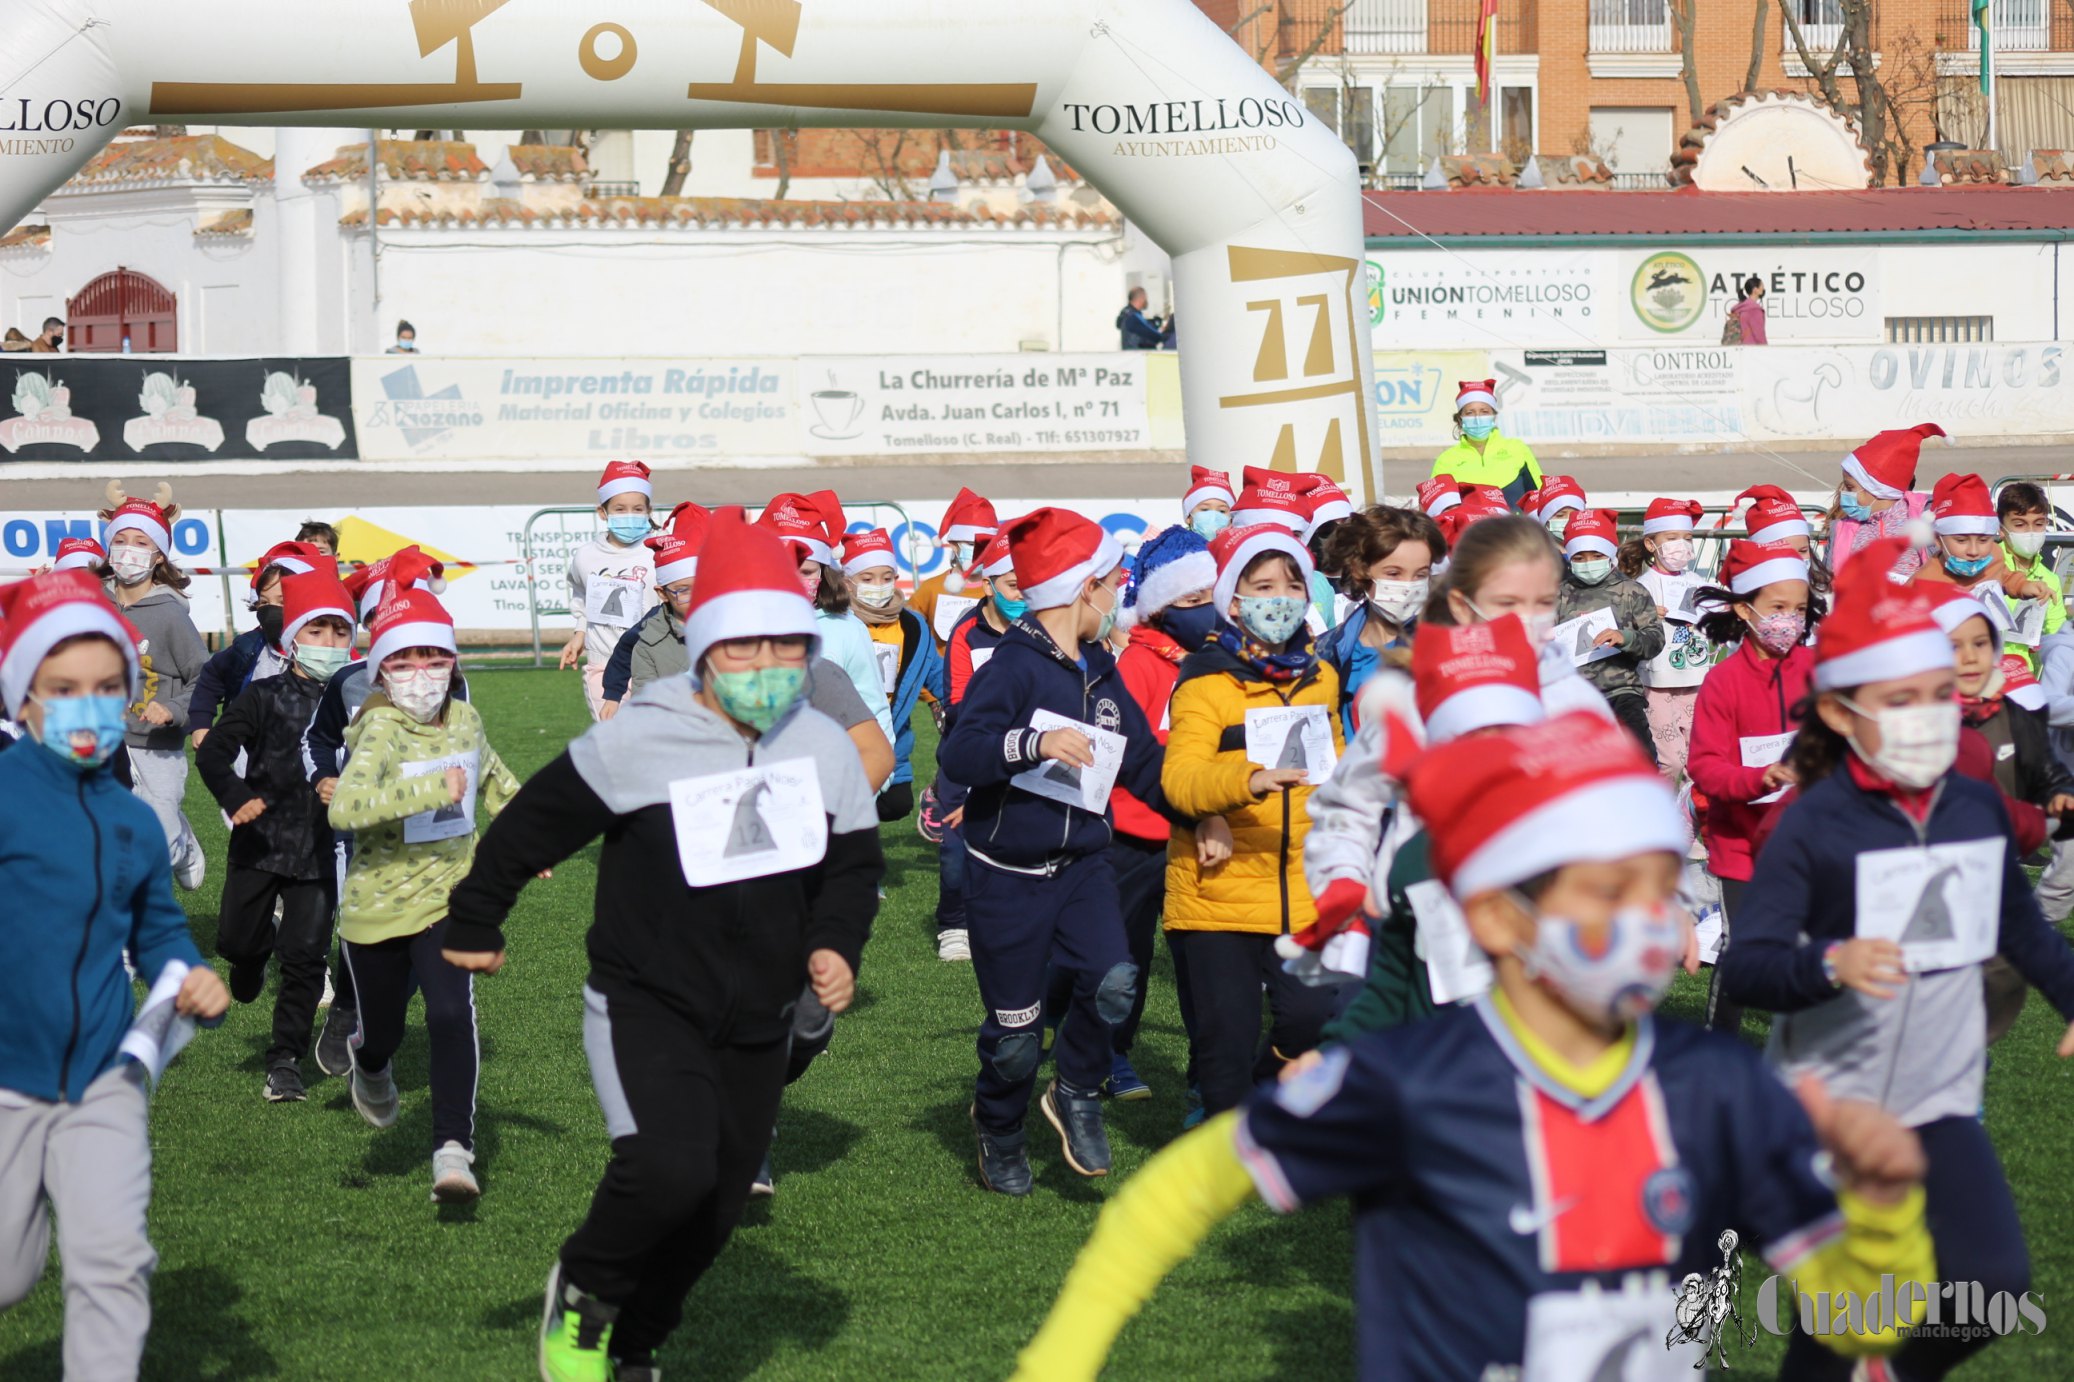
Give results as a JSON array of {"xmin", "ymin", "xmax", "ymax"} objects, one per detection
[{"xmin": 939, "ymin": 508, "xmax": 1173, "ymax": 1195}]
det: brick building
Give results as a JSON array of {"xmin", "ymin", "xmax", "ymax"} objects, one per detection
[{"xmin": 1242, "ymin": 0, "xmax": 2074, "ymax": 186}]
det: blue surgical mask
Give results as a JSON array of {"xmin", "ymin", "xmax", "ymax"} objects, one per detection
[
  {"xmin": 1839, "ymin": 491, "xmax": 1873, "ymax": 522},
  {"xmin": 1156, "ymin": 602, "xmax": 1219, "ymax": 650},
  {"xmin": 1945, "ymin": 553, "xmax": 1993, "ymax": 579},
  {"xmin": 1090, "ymin": 584, "xmax": 1119, "ymax": 644},
  {"xmin": 294, "ymin": 643, "xmax": 353, "ymax": 681},
  {"xmin": 30, "ymin": 693, "xmax": 126, "ymax": 769},
  {"xmin": 1190, "ymin": 509, "xmax": 1231, "ymax": 541},
  {"xmin": 1461, "ymin": 415, "xmax": 1498, "ymax": 441},
  {"xmin": 991, "ymin": 581, "xmax": 1027, "ymax": 622},
  {"xmin": 706, "ymin": 664, "xmax": 806, "ymax": 733},
  {"xmin": 1236, "ymin": 594, "xmax": 1307, "ymax": 645},
  {"xmin": 606, "ymin": 515, "xmax": 651, "ymax": 545}
]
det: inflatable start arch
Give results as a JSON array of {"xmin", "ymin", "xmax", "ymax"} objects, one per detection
[{"xmin": 4, "ymin": 0, "xmax": 1380, "ymax": 497}]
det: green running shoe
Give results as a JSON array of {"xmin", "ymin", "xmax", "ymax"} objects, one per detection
[{"xmin": 539, "ymin": 1266, "xmax": 615, "ymax": 1382}]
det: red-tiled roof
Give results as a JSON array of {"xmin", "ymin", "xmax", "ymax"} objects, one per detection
[
  {"xmin": 305, "ymin": 139, "xmax": 486, "ymax": 183},
  {"xmin": 0, "ymin": 223, "xmax": 51, "ymax": 250},
  {"xmin": 1363, "ymin": 187, "xmax": 2074, "ymax": 239},
  {"xmin": 66, "ymin": 135, "xmax": 271, "ymax": 188},
  {"xmin": 194, "ymin": 209, "xmax": 253, "ymax": 238},
  {"xmin": 340, "ymin": 194, "xmax": 1118, "ymax": 231},
  {"xmin": 505, "ymin": 144, "xmax": 587, "ymax": 181}
]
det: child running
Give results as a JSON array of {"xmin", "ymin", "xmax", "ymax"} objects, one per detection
[
  {"xmin": 188, "ymin": 540, "xmax": 326, "ymax": 747},
  {"xmin": 0, "ymin": 571, "xmax": 229, "ymax": 1379},
  {"xmin": 196, "ymin": 570, "xmax": 358, "ymax": 1102},
  {"xmin": 908, "ymin": 486, "xmax": 997, "ymax": 649},
  {"xmin": 1722, "ymin": 536, "xmax": 2074, "ymax": 1380},
  {"xmin": 1830, "ymin": 424, "xmax": 1942, "ymax": 577},
  {"xmin": 1557, "ymin": 508, "xmax": 1665, "ymax": 763},
  {"xmin": 841, "ymin": 526, "xmax": 945, "ymax": 822},
  {"xmin": 560, "ymin": 461, "xmax": 660, "ymax": 720},
  {"xmin": 445, "ymin": 511, "xmax": 882, "ymax": 1382},
  {"xmin": 328, "ymin": 587, "xmax": 518, "ymax": 1203},
  {"xmin": 1627, "ymin": 497, "xmax": 1713, "ymax": 778},
  {"xmin": 931, "ymin": 529, "xmax": 1022, "ymax": 963},
  {"xmin": 1996, "ymin": 480, "xmax": 2065, "ymax": 667},
  {"xmin": 758, "ymin": 491, "xmax": 897, "ymax": 751},
  {"xmin": 1318, "ymin": 504, "xmax": 1444, "ymax": 726},
  {"xmin": 1013, "ymin": 711, "xmax": 1933, "ymax": 1381},
  {"xmin": 1181, "ymin": 466, "xmax": 1234, "ymax": 541}
]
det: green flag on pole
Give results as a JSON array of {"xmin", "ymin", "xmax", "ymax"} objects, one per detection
[{"xmin": 1974, "ymin": 0, "xmax": 1992, "ymax": 94}]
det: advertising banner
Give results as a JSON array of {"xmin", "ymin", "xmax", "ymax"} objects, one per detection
[
  {"xmin": 1618, "ymin": 247, "xmax": 1881, "ymax": 344},
  {"xmin": 797, "ymin": 355, "xmax": 1150, "ymax": 455},
  {"xmin": 1369, "ymin": 348, "xmax": 1493, "ymax": 451},
  {"xmin": 1368, "ymin": 252, "xmax": 1606, "ymax": 351},
  {"xmin": 0, "ymin": 356, "xmax": 356, "ymax": 462},
  {"xmin": 1739, "ymin": 341, "xmax": 2070, "ymax": 442},
  {"xmin": 1490, "ymin": 346, "xmax": 1747, "ymax": 445}
]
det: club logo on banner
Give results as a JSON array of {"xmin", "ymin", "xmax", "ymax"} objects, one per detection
[{"xmin": 1631, "ymin": 252, "xmax": 1707, "ymax": 334}]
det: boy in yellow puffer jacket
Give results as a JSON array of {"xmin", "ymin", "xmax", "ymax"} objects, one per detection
[{"xmin": 1161, "ymin": 523, "xmax": 1345, "ymax": 1118}]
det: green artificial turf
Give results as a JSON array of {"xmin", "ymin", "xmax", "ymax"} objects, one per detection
[{"xmin": 0, "ymin": 666, "xmax": 2069, "ymax": 1378}]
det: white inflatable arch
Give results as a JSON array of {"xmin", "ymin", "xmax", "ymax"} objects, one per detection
[{"xmin": 5, "ymin": 0, "xmax": 1379, "ymax": 496}]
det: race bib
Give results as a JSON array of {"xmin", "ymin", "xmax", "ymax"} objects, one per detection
[
  {"xmin": 584, "ymin": 574, "xmax": 645, "ymax": 628},
  {"xmin": 1551, "ymin": 607, "xmax": 1619, "ymax": 666},
  {"xmin": 1243, "ymin": 704, "xmax": 1336, "ymax": 785},
  {"xmin": 968, "ymin": 646, "xmax": 995, "ymax": 676},
  {"xmin": 1011, "ymin": 708, "xmax": 1125, "ymax": 813},
  {"xmin": 1406, "ymin": 879, "xmax": 1492, "ymax": 1005},
  {"xmin": 1853, "ymin": 838, "xmax": 2002, "ymax": 972},
  {"xmin": 1304, "ymin": 605, "xmax": 1328, "ymax": 637},
  {"xmin": 1523, "ymin": 1281, "xmax": 1699, "ymax": 1381},
  {"xmin": 668, "ymin": 759, "xmax": 828, "ymax": 887},
  {"xmin": 399, "ymin": 750, "xmax": 479, "ymax": 844},
  {"xmin": 933, "ymin": 594, "xmax": 981, "ymax": 641},
  {"xmin": 872, "ymin": 641, "xmax": 900, "ymax": 697},
  {"xmin": 1658, "ymin": 573, "xmax": 1709, "ymax": 625},
  {"xmin": 1738, "ymin": 732, "xmax": 1793, "ymax": 804}
]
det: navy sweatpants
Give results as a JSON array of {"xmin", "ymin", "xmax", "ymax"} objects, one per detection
[
  {"xmin": 967, "ymin": 851, "xmax": 1134, "ymax": 1133},
  {"xmin": 1779, "ymin": 1114, "xmax": 2030, "ymax": 1380},
  {"xmin": 934, "ymin": 774, "xmax": 969, "ymax": 937}
]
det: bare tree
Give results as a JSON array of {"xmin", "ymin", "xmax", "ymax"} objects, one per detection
[
  {"xmin": 1255, "ymin": 2, "xmax": 1358, "ymax": 88},
  {"xmin": 1668, "ymin": 0, "xmax": 1705, "ymax": 124},
  {"xmin": 1778, "ymin": 0, "xmax": 1901, "ymax": 183},
  {"xmin": 1745, "ymin": 0, "xmax": 1768, "ymax": 93},
  {"xmin": 660, "ymin": 129, "xmax": 695, "ymax": 196}
]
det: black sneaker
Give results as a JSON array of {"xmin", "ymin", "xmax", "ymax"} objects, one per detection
[
  {"xmin": 971, "ymin": 1105, "xmax": 1032, "ymax": 1196},
  {"xmin": 749, "ymin": 1153, "xmax": 774, "ymax": 1197},
  {"xmin": 917, "ymin": 786, "xmax": 945, "ymax": 844},
  {"xmin": 229, "ymin": 958, "xmax": 267, "ymax": 1004},
  {"xmin": 1040, "ymin": 1078, "xmax": 1111, "ymax": 1177},
  {"xmin": 264, "ymin": 1060, "xmax": 307, "ymax": 1103},
  {"xmin": 612, "ymin": 1357, "xmax": 661, "ymax": 1382},
  {"xmin": 314, "ymin": 1005, "xmax": 356, "ymax": 1078}
]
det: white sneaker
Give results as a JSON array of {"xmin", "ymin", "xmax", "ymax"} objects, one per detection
[
  {"xmin": 937, "ymin": 928, "xmax": 971, "ymax": 962},
  {"xmin": 174, "ymin": 847, "xmax": 206, "ymax": 891},
  {"xmin": 349, "ymin": 1059, "xmax": 399, "ymax": 1129},
  {"xmin": 432, "ymin": 1141, "xmax": 479, "ymax": 1203},
  {"xmin": 319, "ymin": 968, "xmax": 335, "ymax": 1011}
]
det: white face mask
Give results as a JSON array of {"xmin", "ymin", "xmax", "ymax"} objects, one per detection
[
  {"xmin": 1570, "ymin": 557, "xmax": 1613, "ymax": 586},
  {"xmin": 854, "ymin": 581, "xmax": 896, "ymax": 608},
  {"xmin": 1367, "ymin": 577, "xmax": 1428, "ymax": 625},
  {"xmin": 1545, "ymin": 512, "xmax": 1572, "ymax": 540},
  {"xmin": 2008, "ymin": 530, "xmax": 2048, "ymax": 559},
  {"xmin": 382, "ymin": 666, "xmax": 453, "ymax": 723},
  {"xmin": 110, "ymin": 546, "xmax": 154, "ymax": 585},
  {"xmin": 1841, "ymin": 698, "xmax": 1960, "ymax": 790},
  {"xmin": 1655, "ymin": 538, "xmax": 1694, "ymax": 574}
]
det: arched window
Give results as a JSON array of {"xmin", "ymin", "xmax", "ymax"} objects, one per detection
[{"xmin": 66, "ymin": 267, "xmax": 178, "ymax": 353}]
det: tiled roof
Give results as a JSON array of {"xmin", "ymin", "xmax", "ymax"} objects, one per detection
[
  {"xmin": 64, "ymin": 134, "xmax": 272, "ymax": 189},
  {"xmin": 2034, "ymin": 151, "xmax": 2074, "ymax": 185},
  {"xmin": 1534, "ymin": 155, "xmax": 1617, "ymax": 189},
  {"xmin": 305, "ymin": 139, "xmax": 486, "ymax": 183},
  {"xmin": 1364, "ymin": 187, "xmax": 2074, "ymax": 239},
  {"xmin": 341, "ymin": 194, "xmax": 1118, "ymax": 231},
  {"xmin": 948, "ymin": 149, "xmax": 1083, "ymax": 184},
  {"xmin": 0, "ymin": 223, "xmax": 51, "ymax": 251},
  {"xmin": 505, "ymin": 144, "xmax": 588, "ymax": 181},
  {"xmin": 1933, "ymin": 149, "xmax": 2013, "ymax": 186},
  {"xmin": 195, "ymin": 208, "xmax": 253, "ymax": 238}
]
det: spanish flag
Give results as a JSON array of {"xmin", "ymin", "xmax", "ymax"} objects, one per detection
[{"xmin": 1473, "ymin": 0, "xmax": 1500, "ymax": 105}]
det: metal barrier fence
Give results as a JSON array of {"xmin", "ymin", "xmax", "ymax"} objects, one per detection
[{"xmin": 521, "ymin": 499, "xmax": 919, "ymax": 667}]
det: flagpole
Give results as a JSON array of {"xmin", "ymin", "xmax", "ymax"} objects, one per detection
[{"xmin": 1986, "ymin": 12, "xmax": 1997, "ymax": 156}]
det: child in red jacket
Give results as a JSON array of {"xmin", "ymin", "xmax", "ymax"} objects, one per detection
[{"xmin": 1686, "ymin": 539, "xmax": 1821, "ymax": 1032}]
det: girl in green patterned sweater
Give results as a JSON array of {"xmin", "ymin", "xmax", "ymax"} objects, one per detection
[{"xmin": 328, "ymin": 591, "xmax": 518, "ymax": 1204}]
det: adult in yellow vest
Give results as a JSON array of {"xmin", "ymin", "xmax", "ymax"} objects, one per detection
[{"xmin": 1429, "ymin": 379, "xmax": 1542, "ymax": 506}]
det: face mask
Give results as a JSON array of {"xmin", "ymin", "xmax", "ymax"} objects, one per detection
[
  {"xmin": 1156, "ymin": 602, "xmax": 1219, "ymax": 650},
  {"xmin": 1570, "ymin": 558, "xmax": 1613, "ymax": 586},
  {"xmin": 1747, "ymin": 610, "xmax": 1806, "ymax": 656},
  {"xmin": 707, "ymin": 664, "xmax": 806, "ymax": 733},
  {"xmin": 294, "ymin": 643, "xmax": 353, "ymax": 681},
  {"xmin": 1655, "ymin": 538, "xmax": 1694, "ymax": 574},
  {"xmin": 1839, "ymin": 491, "xmax": 1873, "ymax": 522},
  {"xmin": 1089, "ymin": 583, "xmax": 1120, "ymax": 644},
  {"xmin": 1944, "ymin": 552, "xmax": 1992, "ymax": 580},
  {"xmin": 1190, "ymin": 509, "xmax": 1231, "ymax": 541},
  {"xmin": 382, "ymin": 666, "xmax": 452, "ymax": 723},
  {"xmin": 1544, "ymin": 512, "xmax": 1571, "ymax": 540},
  {"xmin": 30, "ymin": 694, "xmax": 126, "ymax": 769},
  {"xmin": 1518, "ymin": 901, "xmax": 1682, "ymax": 1027},
  {"xmin": 110, "ymin": 547, "xmax": 154, "ymax": 586},
  {"xmin": 1236, "ymin": 594, "xmax": 1307, "ymax": 645},
  {"xmin": 1840, "ymin": 698, "xmax": 1960, "ymax": 790},
  {"xmin": 606, "ymin": 515, "xmax": 651, "ymax": 545},
  {"xmin": 992, "ymin": 582, "xmax": 1027, "ymax": 622},
  {"xmin": 2008, "ymin": 530, "xmax": 2048, "ymax": 559},
  {"xmin": 854, "ymin": 581, "xmax": 896, "ymax": 608},
  {"xmin": 799, "ymin": 569, "xmax": 822, "ymax": 598},
  {"xmin": 1472, "ymin": 597, "xmax": 1557, "ymax": 650},
  {"xmin": 1461, "ymin": 415, "xmax": 1497, "ymax": 441},
  {"xmin": 1367, "ymin": 577, "xmax": 1428, "ymax": 625}
]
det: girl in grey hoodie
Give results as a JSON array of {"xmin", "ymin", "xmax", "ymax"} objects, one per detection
[{"xmin": 99, "ymin": 484, "xmax": 209, "ymax": 889}]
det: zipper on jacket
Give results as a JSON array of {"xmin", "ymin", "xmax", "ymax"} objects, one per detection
[
  {"xmin": 1275, "ymin": 683, "xmax": 1297, "ymax": 934},
  {"xmin": 59, "ymin": 776, "xmax": 104, "ymax": 1103}
]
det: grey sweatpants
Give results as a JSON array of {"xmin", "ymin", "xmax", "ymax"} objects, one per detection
[
  {"xmin": 127, "ymin": 746, "xmax": 199, "ymax": 879},
  {"xmin": 0, "ymin": 1063, "xmax": 156, "ymax": 1381},
  {"xmin": 2038, "ymin": 834, "xmax": 2074, "ymax": 923}
]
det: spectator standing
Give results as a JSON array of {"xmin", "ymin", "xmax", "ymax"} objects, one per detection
[
  {"xmin": 1116, "ymin": 289, "xmax": 1163, "ymax": 351},
  {"xmin": 1725, "ymin": 276, "xmax": 1768, "ymax": 345},
  {"xmin": 386, "ymin": 320, "xmax": 417, "ymax": 354}
]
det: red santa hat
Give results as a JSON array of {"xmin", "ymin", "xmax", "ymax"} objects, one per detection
[
  {"xmin": 1415, "ymin": 475, "xmax": 1462, "ymax": 517},
  {"xmin": 1813, "ymin": 538, "xmax": 1952, "ymax": 691},
  {"xmin": 679, "ymin": 509, "xmax": 821, "ymax": 677},
  {"xmin": 366, "ymin": 586, "xmax": 457, "ymax": 668},
  {"xmin": 104, "ymin": 497, "xmax": 173, "ymax": 554},
  {"xmin": 1735, "ymin": 485, "xmax": 1810, "ymax": 545},
  {"xmin": 842, "ymin": 527, "xmax": 898, "ymax": 578},
  {"xmin": 275, "ymin": 569, "xmax": 356, "ymax": 654},
  {"xmin": 1455, "ymin": 378, "xmax": 1498, "ymax": 412},
  {"xmin": 1924, "ymin": 583, "xmax": 2003, "ymax": 657},
  {"xmin": 246, "ymin": 539, "xmax": 325, "ymax": 607},
  {"xmin": 1208, "ymin": 521, "xmax": 1313, "ymax": 618},
  {"xmin": 1230, "ymin": 467, "xmax": 1311, "ymax": 533},
  {"xmin": 596, "ymin": 460, "xmax": 653, "ymax": 505},
  {"xmin": 0, "ymin": 570, "xmax": 142, "ymax": 715},
  {"xmin": 2001, "ymin": 653, "xmax": 2046, "ymax": 712},
  {"xmin": 975, "ymin": 529, "xmax": 1015, "ymax": 579},
  {"xmin": 1842, "ymin": 423, "xmax": 1947, "ymax": 500},
  {"xmin": 50, "ymin": 537, "xmax": 105, "ymax": 573},
  {"xmin": 1721, "ymin": 539, "xmax": 1810, "ymax": 597},
  {"xmin": 1562, "ymin": 509, "xmax": 1620, "ymax": 561},
  {"xmin": 644, "ymin": 529, "xmax": 702, "ymax": 588},
  {"xmin": 757, "ymin": 492, "xmax": 840, "ymax": 567},
  {"xmin": 341, "ymin": 545, "xmax": 446, "ymax": 621},
  {"xmin": 1535, "ymin": 476, "xmax": 1586, "ymax": 522},
  {"xmin": 940, "ymin": 487, "xmax": 999, "ymax": 546},
  {"xmin": 1008, "ymin": 507, "xmax": 1125, "ymax": 611},
  {"xmin": 1930, "ymin": 472, "xmax": 1998, "ymax": 537},
  {"xmin": 1295, "ymin": 474, "xmax": 1354, "ymax": 531},
  {"xmin": 1642, "ymin": 498, "xmax": 1703, "ymax": 536},
  {"xmin": 1413, "ymin": 615, "xmax": 1545, "ymax": 746},
  {"xmin": 1406, "ymin": 712, "xmax": 1686, "ymax": 901},
  {"xmin": 1182, "ymin": 466, "xmax": 1235, "ymax": 516},
  {"xmin": 1517, "ymin": 488, "xmax": 1545, "ymax": 521}
]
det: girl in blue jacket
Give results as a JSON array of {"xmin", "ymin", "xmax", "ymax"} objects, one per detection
[{"xmin": 0, "ymin": 571, "xmax": 228, "ymax": 1380}]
